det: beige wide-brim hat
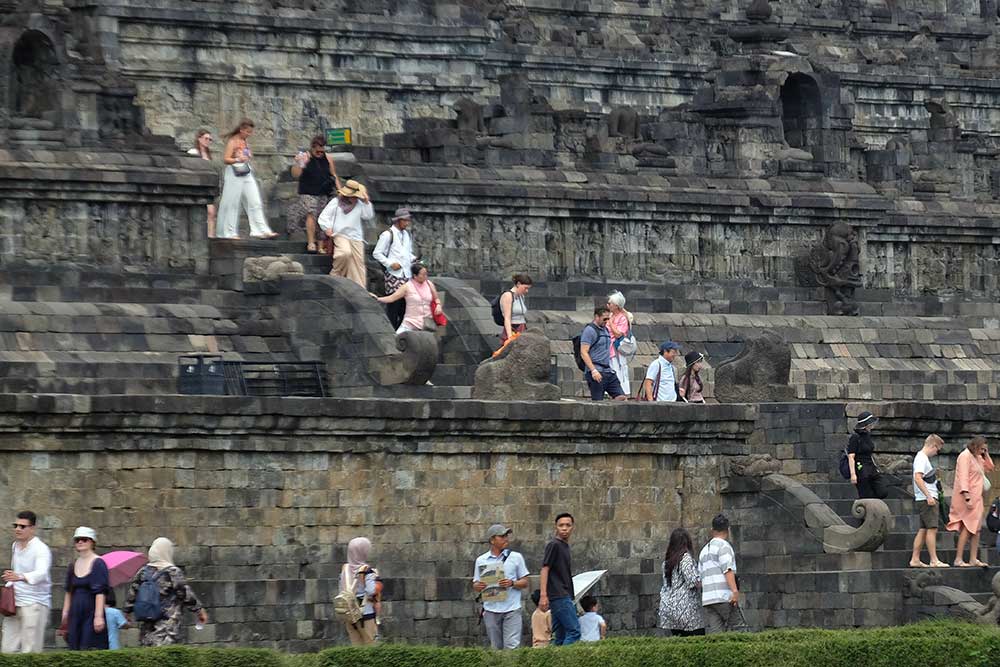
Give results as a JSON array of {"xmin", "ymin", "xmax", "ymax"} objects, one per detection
[{"xmin": 337, "ymin": 179, "xmax": 368, "ymax": 199}]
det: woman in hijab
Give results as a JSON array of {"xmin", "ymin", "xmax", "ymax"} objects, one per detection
[
  {"xmin": 124, "ymin": 537, "xmax": 209, "ymax": 646},
  {"xmin": 61, "ymin": 526, "xmax": 109, "ymax": 650},
  {"xmin": 339, "ymin": 537, "xmax": 381, "ymax": 645}
]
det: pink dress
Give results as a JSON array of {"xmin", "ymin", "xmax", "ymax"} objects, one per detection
[
  {"xmin": 947, "ymin": 449, "xmax": 995, "ymax": 534},
  {"xmin": 398, "ymin": 279, "xmax": 433, "ymax": 333}
]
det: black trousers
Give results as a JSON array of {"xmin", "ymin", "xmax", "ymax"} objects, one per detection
[
  {"xmin": 386, "ymin": 300, "xmax": 406, "ymax": 331},
  {"xmin": 856, "ymin": 470, "xmax": 883, "ymax": 499}
]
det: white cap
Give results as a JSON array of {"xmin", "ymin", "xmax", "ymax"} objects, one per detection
[{"xmin": 73, "ymin": 526, "xmax": 97, "ymax": 542}]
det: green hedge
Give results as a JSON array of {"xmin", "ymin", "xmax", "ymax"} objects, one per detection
[
  {"xmin": 0, "ymin": 623, "xmax": 996, "ymax": 667},
  {"xmin": 0, "ymin": 646, "xmax": 285, "ymax": 667},
  {"xmin": 319, "ymin": 622, "xmax": 1000, "ymax": 667}
]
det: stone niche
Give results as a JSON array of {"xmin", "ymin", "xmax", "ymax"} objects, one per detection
[{"xmin": 0, "ymin": 2, "xmax": 217, "ymax": 273}]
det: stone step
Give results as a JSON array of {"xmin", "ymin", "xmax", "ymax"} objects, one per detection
[
  {"xmin": 0, "ymin": 284, "xmax": 244, "ymax": 308},
  {"xmin": 478, "ymin": 279, "xmax": 1000, "ymax": 318},
  {"xmin": 9, "ymin": 117, "xmax": 56, "ymax": 130},
  {"xmin": 0, "ymin": 264, "xmax": 221, "ymax": 290},
  {"xmin": 741, "ymin": 545, "xmax": 993, "ymax": 574},
  {"xmin": 324, "ymin": 384, "xmax": 472, "ymax": 399},
  {"xmin": 0, "ymin": 376, "xmax": 180, "ymax": 394},
  {"xmin": 430, "ymin": 363, "xmax": 476, "ymax": 386}
]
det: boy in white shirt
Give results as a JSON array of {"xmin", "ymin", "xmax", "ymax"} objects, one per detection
[
  {"xmin": 910, "ymin": 434, "xmax": 948, "ymax": 568},
  {"xmin": 578, "ymin": 595, "xmax": 606, "ymax": 641}
]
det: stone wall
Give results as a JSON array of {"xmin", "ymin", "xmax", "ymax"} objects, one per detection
[
  {"xmin": 0, "ymin": 394, "xmax": 753, "ymax": 650},
  {"xmin": 5, "ymin": 395, "xmax": 1000, "ymax": 647},
  {"xmin": 0, "ymin": 149, "xmax": 217, "ymax": 273}
]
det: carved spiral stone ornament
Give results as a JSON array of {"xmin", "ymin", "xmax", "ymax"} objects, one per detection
[
  {"xmin": 760, "ymin": 474, "xmax": 892, "ymax": 554},
  {"xmin": 822, "ymin": 499, "xmax": 893, "ymax": 553}
]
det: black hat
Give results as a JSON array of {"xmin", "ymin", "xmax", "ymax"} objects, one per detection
[
  {"xmin": 856, "ymin": 412, "xmax": 878, "ymax": 428},
  {"xmin": 684, "ymin": 351, "xmax": 704, "ymax": 366}
]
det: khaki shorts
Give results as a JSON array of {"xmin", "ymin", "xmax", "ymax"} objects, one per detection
[{"xmin": 917, "ymin": 499, "xmax": 939, "ymax": 529}]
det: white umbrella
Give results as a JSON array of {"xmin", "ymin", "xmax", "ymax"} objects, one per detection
[{"xmin": 572, "ymin": 569, "xmax": 607, "ymax": 604}]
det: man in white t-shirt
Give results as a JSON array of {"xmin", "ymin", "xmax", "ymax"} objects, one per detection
[
  {"xmin": 643, "ymin": 341, "xmax": 681, "ymax": 401},
  {"xmin": 910, "ymin": 434, "xmax": 947, "ymax": 568},
  {"xmin": 472, "ymin": 524, "xmax": 530, "ymax": 649}
]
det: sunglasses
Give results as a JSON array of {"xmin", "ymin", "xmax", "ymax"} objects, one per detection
[
  {"xmin": 12, "ymin": 524, "xmax": 31, "ymax": 529},
  {"xmin": 73, "ymin": 537, "xmax": 93, "ymax": 543}
]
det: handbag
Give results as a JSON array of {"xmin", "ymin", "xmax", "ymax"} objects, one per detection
[
  {"xmin": 973, "ymin": 454, "xmax": 992, "ymax": 493},
  {"xmin": 231, "ymin": 162, "xmax": 252, "ymax": 177},
  {"xmin": 617, "ymin": 334, "xmax": 637, "ymax": 359},
  {"xmin": 0, "ymin": 585, "xmax": 15, "ymax": 617},
  {"xmin": 636, "ymin": 366, "xmax": 661, "ymax": 402},
  {"xmin": 430, "ymin": 297, "xmax": 447, "ymax": 327}
]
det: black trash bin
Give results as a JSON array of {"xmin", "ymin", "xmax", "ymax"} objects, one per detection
[{"xmin": 177, "ymin": 354, "xmax": 226, "ymax": 395}]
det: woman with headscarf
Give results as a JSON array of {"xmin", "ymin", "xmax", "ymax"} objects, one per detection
[
  {"xmin": 124, "ymin": 537, "xmax": 209, "ymax": 646},
  {"xmin": 948, "ymin": 436, "xmax": 995, "ymax": 567},
  {"xmin": 61, "ymin": 526, "xmax": 109, "ymax": 650},
  {"xmin": 606, "ymin": 291, "xmax": 635, "ymax": 395},
  {"xmin": 318, "ymin": 180, "xmax": 375, "ymax": 288},
  {"xmin": 339, "ymin": 537, "xmax": 381, "ymax": 645}
]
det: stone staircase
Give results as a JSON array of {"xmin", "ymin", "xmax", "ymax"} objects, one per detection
[
  {"xmin": 0, "ymin": 264, "xmax": 297, "ymax": 394},
  {"xmin": 735, "ymin": 473, "xmax": 998, "ymax": 629},
  {"xmin": 474, "ymin": 279, "xmax": 1000, "ymax": 400}
]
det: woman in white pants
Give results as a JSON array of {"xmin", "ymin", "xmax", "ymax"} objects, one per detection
[
  {"xmin": 607, "ymin": 290, "xmax": 635, "ymax": 395},
  {"xmin": 216, "ymin": 118, "xmax": 277, "ymax": 239}
]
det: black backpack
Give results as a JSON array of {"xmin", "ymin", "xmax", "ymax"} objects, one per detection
[
  {"xmin": 572, "ymin": 324, "xmax": 600, "ymax": 372},
  {"xmin": 988, "ymin": 498, "xmax": 1000, "ymax": 533},
  {"xmin": 490, "ymin": 293, "xmax": 505, "ymax": 327},
  {"xmin": 838, "ymin": 446, "xmax": 852, "ymax": 480},
  {"xmin": 133, "ymin": 566, "xmax": 166, "ymax": 622}
]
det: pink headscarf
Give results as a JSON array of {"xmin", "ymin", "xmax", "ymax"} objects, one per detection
[{"xmin": 341, "ymin": 537, "xmax": 371, "ymax": 590}]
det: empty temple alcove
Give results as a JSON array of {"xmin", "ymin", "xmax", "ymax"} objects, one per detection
[
  {"xmin": 780, "ymin": 73, "xmax": 823, "ymax": 154},
  {"xmin": 10, "ymin": 30, "xmax": 60, "ymax": 125}
]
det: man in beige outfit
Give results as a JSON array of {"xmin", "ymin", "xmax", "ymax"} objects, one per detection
[{"xmin": 318, "ymin": 180, "xmax": 375, "ymax": 288}]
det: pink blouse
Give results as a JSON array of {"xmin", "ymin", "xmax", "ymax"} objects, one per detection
[
  {"xmin": 608, "ymin": 312, "xmax": 630, "ymax": 359},
  {"xmin": 401, "ymin": 279, "xmax": 433, "ymax": 331}
]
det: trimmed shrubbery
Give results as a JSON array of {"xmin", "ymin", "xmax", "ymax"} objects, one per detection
[{"xmin": 0, "ymin": 622, "xmax": 996, "ymax": 667}]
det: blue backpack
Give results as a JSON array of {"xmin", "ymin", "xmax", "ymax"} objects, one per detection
[{"xmin": 133, "ymin": 566, "xmax": 166, "ymax": 622}]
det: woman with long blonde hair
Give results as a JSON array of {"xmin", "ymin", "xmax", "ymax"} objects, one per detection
[{"xmin": 216, "ymin": 118, "xmax": 277, "ymax": 239}]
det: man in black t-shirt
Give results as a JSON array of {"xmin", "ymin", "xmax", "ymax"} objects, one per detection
[
  {"xmin": 290, "ymin": 135, "xmax": 341, "ymax": 253},
  {"xmin": 539, "ymin": 513, "xmax": 580, "ymax": 645}
]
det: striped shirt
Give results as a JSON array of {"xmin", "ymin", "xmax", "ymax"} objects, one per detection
[{"xmin": 698, "ymin": 537, "xmax": 736, "ymax": 606}]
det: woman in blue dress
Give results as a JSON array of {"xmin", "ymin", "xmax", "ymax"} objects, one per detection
[{"xmin": 60, "ymin": 527, "xmax": 109, "ymax": 650}]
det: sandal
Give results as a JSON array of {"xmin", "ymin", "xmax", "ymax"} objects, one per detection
[
  {"xmin": 306, "ymin": 243, "xmax": 317, "ymax": 254},
  {"xmin": 908, "ymin": 561, "xmax": 928, "ymax": 568},
  {"xmin": 971, "ymin": 559, "xmax": 989, "ymax": 568},
  {"xmin": 929, "ymin": 561, "xmax": 950, "ymax": 568}
]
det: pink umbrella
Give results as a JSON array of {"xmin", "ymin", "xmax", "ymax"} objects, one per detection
[{"xmin": 101, "ymin": 551, "xmax": 148, "ymax": 588}]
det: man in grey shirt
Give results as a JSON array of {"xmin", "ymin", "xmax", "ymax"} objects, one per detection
[{"xmin": 579, "ymin": 306, "xmax": 627, "ymax": 401}]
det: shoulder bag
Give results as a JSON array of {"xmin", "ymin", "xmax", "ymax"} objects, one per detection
[
  {"xmin": 231, "ymin": 162, "xmax": 252, "ymax": 177},
  {"xmin": 1, "ymin": 545, "xmax": 16, "ymax": 616},
  {"xmin": 636, "ymin": 364, "xmax": 662, "ymax": 402}
]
